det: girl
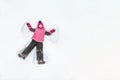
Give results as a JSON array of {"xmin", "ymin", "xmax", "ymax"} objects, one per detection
[{"xmin": 18, "ymin": 21, "xmax": 55, "ymax": 64}]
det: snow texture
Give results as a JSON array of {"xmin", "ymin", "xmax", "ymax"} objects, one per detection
[{"xmin": 0, "ymin": 0, "xmax": 120, "ymax": 80}]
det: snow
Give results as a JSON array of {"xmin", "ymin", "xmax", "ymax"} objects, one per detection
[{"xmin": 0, "ymin": 0, "xmax": 120, "ymax": 80}]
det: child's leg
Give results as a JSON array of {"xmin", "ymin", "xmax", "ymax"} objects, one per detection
[
  {"xmin": 36, "ymin": 42, "xmax": 45, "ymax": 64},
  {"xmin": 20, "ymin": 40, "xmax": 36, "ymax": 58}
]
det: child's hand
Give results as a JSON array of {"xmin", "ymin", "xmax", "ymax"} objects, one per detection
[
  {"xmin": 49, "ymin": 29, "xmax": 55, "ymax": 35},
  {"xmin": 50, "ymin": 29, "xmax": 55, "ymax": 33},
  {"xmin": 26, "ymin": 22, "xmax": 31, "ymax": 29},
  {"xmin": 26, "ymin": 22, "xmax": 30, "ymax": 25}
]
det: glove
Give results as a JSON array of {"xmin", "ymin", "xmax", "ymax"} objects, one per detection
[
  {"xmin": 50, "ymin": 29, "xmax": 55, "ymax": 34},
  {"xmin": 26, "ymin": 22, "xmax": 31, "ymax": 29}
]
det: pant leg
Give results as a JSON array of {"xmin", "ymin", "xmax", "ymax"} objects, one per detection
[
  {"xmin": 36, "ymin": 42, "xmax": 43, "ymax": 61},
  {"xmin": 22, "ymin": 40, "xmax": 36, "ymax": 57}
]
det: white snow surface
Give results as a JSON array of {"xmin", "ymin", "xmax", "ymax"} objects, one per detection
[{"xmin": 0, "ymin": 0, "xmax": 120, "ymax": 80}]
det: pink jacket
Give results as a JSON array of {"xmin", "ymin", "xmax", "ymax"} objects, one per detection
[
  {"xmin": 26, "ymin": 22, "xmax": 55, "ymax": 42},
  {"xmin": 32, "ymin": 27, "xmax": 45, "ymax": 42}
]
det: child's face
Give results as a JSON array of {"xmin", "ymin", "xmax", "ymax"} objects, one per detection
[{"xmin": 38, "ymin": 24, "xmax": 43, "ymax": 28}]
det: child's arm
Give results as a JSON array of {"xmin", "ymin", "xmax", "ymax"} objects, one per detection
[
  {"xmin": 26, "ymin": 23, "xmax": 35, "ymax": 32},
  {"xmin": 45, "ymin": 29, "xmax": 55, "ymax": 36}
]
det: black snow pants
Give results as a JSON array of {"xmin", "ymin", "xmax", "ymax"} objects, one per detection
[{"xmin": 21, "ymin": 40, "xmax": 43, "ymax": 61}]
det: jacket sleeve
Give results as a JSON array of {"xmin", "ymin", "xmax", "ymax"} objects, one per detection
[
  {"xmin": 45, "ymin": 31, "xmax": 51, "ymax": 36},
  {"xmin": 45, "ymin": 29, "xmax": 55, "ymax": 36},
  {"xmin": 26, "ymin": 23, "xmax": 35, "ymax": 32},
  {"xmin": 29, "ymin": 28, "xmax": 35, "ymax": 32}
]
